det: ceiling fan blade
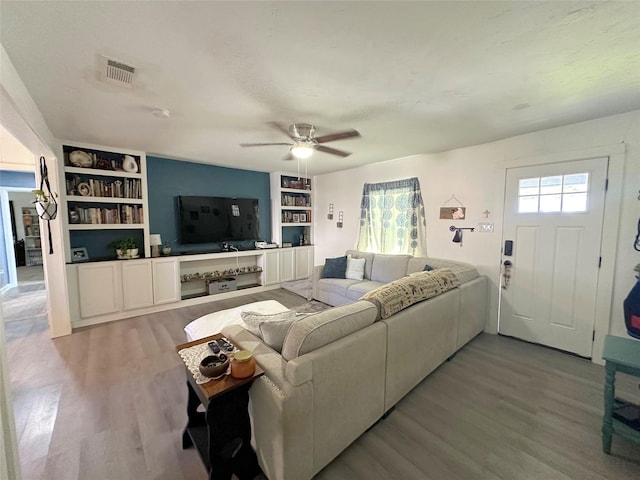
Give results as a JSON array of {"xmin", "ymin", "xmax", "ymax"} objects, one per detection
[
  {"xmin": 314, "ymin": 129, "xmax": 360, "ymax": 144},
  {"xmin": 240, "ymin": 142, "xmax": 292, "ymax": 147},
  {"xmin": 268, "ymin": 121, "xmax": 295, "ymax": 139},
  {"xmin": 315, "ymin": 145, "xmax": 351, "ymax": 157}
]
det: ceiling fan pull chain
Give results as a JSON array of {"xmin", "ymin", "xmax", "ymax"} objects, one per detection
[{"xmin": 297, "ymin": 157, "xmax": 300, "ymax": 180}]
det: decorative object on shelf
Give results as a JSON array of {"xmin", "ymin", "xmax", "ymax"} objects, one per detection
[
  {"xmin": 77, "ymin": 182, "xmax": 92, "ymax": 196},
  {"xmin": 327, "ymin": 203, "xmax": 334, "ymax": 220},
  {"xmin": 68, "ymin": 150, "xmax": 93, "ymax": 168},
  {"xmin": 449, "ymin": 225, "xmax": 475, "ymax": 246},
  {"xmin": 300, "ymin": 213, "xmax": 307, "ymax": 223},
  {"xmin": 440, "ymin": 194, "xmax": 466, "ymax": 220},
  {"xmin": 34, "ymin": 156, "xmax": 58, "ymax": 254},
  {"xmin": 292, "ymin": 213, "xmax": 300, "ymax": 223},
  {"xmin": 162, "ymin": 240, "xmax": 176, "ymax": 256},
  {"xmin": 109, "ymin": 237, "xmax": 138, "ymax": 259},
  {"xmin": 337, "ymin": 211, "xmax": 344, "ymax": 228},
  {"xmin": 70, "ymin": 247, "xmax": 89, "ymax": 263},
  {"xmin": 121, "ymin": 155, "xmax": 139, "ymax": 173},
  {"xmin": 150, "ymin": 233, "xmax": 162, "ymax": 257}
]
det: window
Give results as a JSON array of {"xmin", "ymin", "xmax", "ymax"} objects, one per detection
[
  {"xmin": 518, "ymin": 172, "xmax": 589, "ymax": 213},
  {"xmin": 356, "ymin": 177, "xmax": 427, "ymax": 256}
]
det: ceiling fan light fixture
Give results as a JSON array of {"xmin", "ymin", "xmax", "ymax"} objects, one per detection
[{"xmin": 290, "ymin": 143, "xmax": 314, "ymax": 159}]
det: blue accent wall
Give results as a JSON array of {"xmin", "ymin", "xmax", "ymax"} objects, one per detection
[
  {"xmin": 146, "ymin": 157, "xmax": 271, "ymax": 253},
  {"xmin": 0, "ymin": 170, "xmax": 35, "ymax": 188},
  {"xmin": 0, "ymin": 171, "xmax": 36, "ymax": 287}
]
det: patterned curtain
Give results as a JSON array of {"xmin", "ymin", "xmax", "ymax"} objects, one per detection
[{"xmin": 356, "ymin": 177, "xmax": 427, "ymax": 256}]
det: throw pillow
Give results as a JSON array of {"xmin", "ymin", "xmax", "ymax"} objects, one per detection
[
  {"xmin": 240, "ymin": 310, "xmax": 297, "ymax": 338},
  {"xmin": 321, "ymin": 255, "xmax": 348, "ymax": 279},
  {"xmin": 259, "ymin": 315, "xmax": 300, "ymax": 352},
  {"xmin": 345, "ymin": 256, "xmax": 366, "ymax": 280}
]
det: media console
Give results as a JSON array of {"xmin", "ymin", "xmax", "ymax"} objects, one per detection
[{"xmin": 66, "ymin": 246, "xmax": 314, "ymax": 329}]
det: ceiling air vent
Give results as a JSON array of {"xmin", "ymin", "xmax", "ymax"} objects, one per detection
[{"xmin": 102, "ymin": 57, "xmax": 135, "ymax": 87}]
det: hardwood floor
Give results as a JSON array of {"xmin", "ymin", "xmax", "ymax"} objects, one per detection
[{"xmin": 6, "ymin": 289, "xmax": 640, "ymax": 479}]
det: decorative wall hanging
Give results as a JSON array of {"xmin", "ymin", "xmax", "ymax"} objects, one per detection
[
  {"xmin": 439, "ymin": 194, "xmax": 466, "ymax": 220},
  {"xmin": 33, "ymin": 156, "xmax": 58, "ymax": 254},
  {"xmin": 449, "ymin": 225, "xmax": 474, "ymax": 247}
]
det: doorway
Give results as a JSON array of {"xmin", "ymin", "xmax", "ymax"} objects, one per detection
[
  {"xmin": 0, "ymin": 146, "xmax": 48, "ymax": 341},
  {"xmin": 498, "ymin": 157, "xmax": 608, "ymax": 358}
]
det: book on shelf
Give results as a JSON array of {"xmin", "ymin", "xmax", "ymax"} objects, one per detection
[{"xmin": 69, "ymin": 204, "xmax": 144, "ymax": 225}]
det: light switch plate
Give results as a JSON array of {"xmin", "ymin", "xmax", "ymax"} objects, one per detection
[{"xmin": 478, "ymin": 222, "xmax": 494, "ymax": 232}]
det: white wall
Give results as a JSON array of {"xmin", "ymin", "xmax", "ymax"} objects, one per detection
[{"xmin": 313, "ymin": 110, "xmax": 640, "ymax": 351}]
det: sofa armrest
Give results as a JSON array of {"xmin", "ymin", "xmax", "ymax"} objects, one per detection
[
  {"xmin": 311, "ymin": 264, "xmax": 324, "ymax": 301},
  {"xmin": 222, "ymin": 324, "xmax": 312, "ymax": 387},
  {"xmin": 222, "ymin": 324, "xmax": 314, "ymax": 480}
]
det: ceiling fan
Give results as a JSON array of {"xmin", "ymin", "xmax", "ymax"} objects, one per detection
[{"xmin": 240, "ymin": 122, "xmax": 360, "ymax": 160}]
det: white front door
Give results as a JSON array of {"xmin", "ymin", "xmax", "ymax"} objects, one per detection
[{"xmin": 499, "ymin": 157, "xmax": 608, "ymax": 357}]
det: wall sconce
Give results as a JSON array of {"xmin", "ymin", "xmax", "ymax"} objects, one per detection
[
  {"xmin": 449, "ymin": 225, "xmax": 474, "ymax": 246},
  {"xmin": 337, "ymin": 211, "xmax": 344, "ymax": 228},
  {"xmin": 328, "ymin": 203, "xmax": 334, "ymax": 220}
]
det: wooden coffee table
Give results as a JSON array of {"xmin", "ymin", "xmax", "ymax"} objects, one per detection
[{"xmin": 176, "ymin": 333, "xmax": 264, "ymax": 480}]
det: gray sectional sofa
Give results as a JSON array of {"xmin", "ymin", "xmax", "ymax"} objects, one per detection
[{"xmin": 220, "ymin": 250, "xmax": 488, "ymax": 480}]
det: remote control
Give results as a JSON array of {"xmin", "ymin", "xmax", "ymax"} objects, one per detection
[
  {"xmin": 208, "ymin": 341, "xmax": 220, "ymax": 354},
  {"xmin": 216, "ymin": 338, "xmax": 235, "ymax": 352}
]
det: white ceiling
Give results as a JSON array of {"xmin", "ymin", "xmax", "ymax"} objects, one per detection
[{"xmin": 1, "ymin": 1, "xmax": 639, "ymax": 175}]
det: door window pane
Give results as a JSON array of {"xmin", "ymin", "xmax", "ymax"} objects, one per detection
[
  {"xmin": 562, "ymin": 192, "xmax": 588, "ymax": 212},
  {"xmin": 519, "ymin": 196, "xmax": 539, "ymax": 213},
  {"xmin": 519, "ymin": 178, "xmax": 539, "ymax": 196},
  {"xmin": 540, "ymin": 176, "xmax": 562, "ymax": 194},
  {"xmin": 540, "ymin": 194, "xmax": 562, "ymax": 212},
  {"xmin": 563, "ymin": 173, "xmax": 588, "ymax": 193}
]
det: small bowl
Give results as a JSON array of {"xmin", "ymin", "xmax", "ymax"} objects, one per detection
[{"xmin": 199, "ymin": 355, "xmax": 230, "ymax": 378}]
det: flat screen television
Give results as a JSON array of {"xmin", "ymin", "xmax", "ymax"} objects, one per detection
[{"xmin": 178, "ymin": 196, "xmax": 260, "ymax": 244}]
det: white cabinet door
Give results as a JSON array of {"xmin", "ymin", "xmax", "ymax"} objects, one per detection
[
  {"xmin": 78, "ymin": 262, "xmax": 122, "ymax": 318},
  {"xmin": 280, "ymin": 248, "xmax": 295, "ymax": 282},
  {"xmin": 261, "ymin": 250, "xmax": 280, "ymax": 285},
  {"xmin": 294, "ymin": 246, "xmax": 313, "ymax": 279},
  {"xmin": 122, "ymin": 260, "xmax": 154, "ymax": 310},
  {"xmin": 152, "ymin": 258, "xmax": 180, "ymax": 304}
]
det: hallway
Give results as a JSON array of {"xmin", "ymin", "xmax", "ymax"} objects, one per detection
[{"xmin": 2, "ymin": 265, "xmax": 48, "ymax": 342}]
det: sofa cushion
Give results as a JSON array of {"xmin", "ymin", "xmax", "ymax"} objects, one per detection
[
  {"xmin": 241, "ymin": 310, "xmax": 297, "ymax": 338},
  {"xmin": 370, "ymin": 254, "xmax": 411, "ymax": 283},
  {"xmin": 346, "ymin": 280, "xmax": 385, "ymax": 301},
  {"xmin": 345, "ymin": 256, "xmax": 366, "ymax": 280},
  {"xmin": 317, "ymin": 278, "xmax": 361, "ymax": 298},
  {"xmin": 345, "ymin": 250, "xmax": 375, "ymax": 279},
  {"xmin": 259, "ymin": 315, "xmax": 300, "ymax": 352},
  {"xmin": 322, "ymin": 256, "xmax": 348, "ymax": 278},
  {"xmin": 361, "ymin": 268, "xmax": 461, "ymax": 319},
  {"xmin": 281, "ymin": 301, "xmax": 378, "ymax": 361}
]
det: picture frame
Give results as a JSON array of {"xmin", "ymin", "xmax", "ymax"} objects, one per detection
[
  {"xmin": 292, "ymin": 213, "xmax": 300, "ymax": 223},
  {"xmin": 439, "ymin": 206, "xmax": 466, "ymax": 220},
  {"xmin": 299, "ymin": 213, "xmax": 307, "ymax": 223},
  {"xmin": 71, "ymin": 247, "xmax": 89, "ymax": 263}
]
